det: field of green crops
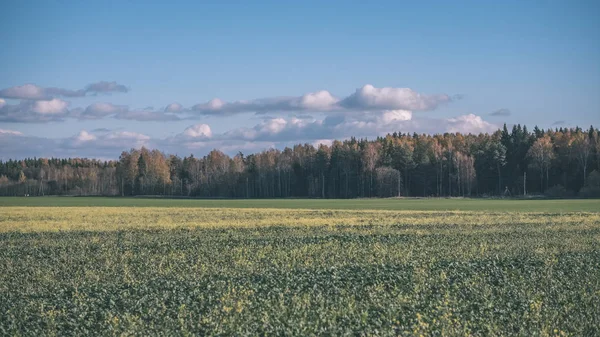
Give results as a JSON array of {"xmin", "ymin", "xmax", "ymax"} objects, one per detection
[
  {"xmin": 1, "ymin": 199, "xmax": 599, "ymax": 335},
  {"xmin": 2, "ymin": 196, "xmax": 600, "ymax": 212}
]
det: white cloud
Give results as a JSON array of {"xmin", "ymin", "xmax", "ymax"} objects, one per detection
[
  {"xmin": 0, "ymin": 84, "xmax": 47, "ymax": 100},
  {"xmin": 182, "ymin": 124, "xmax": 212, "ymax": 139},
  {"xmin": 0, "ymin": 81, "xmax": 128, "ymax": 100},
  {"xmin": 340, "ymin": 84, "xmax": 451, "ymax": 111},
  {"xmin": 221, "ymin": 112, "xmax": 497, "ymax": 143},
  {"xmin": 190, "ymin": 90, "xmax": 339, "ymax": 116},
  {"xmin": 378, "ymin": 110, "xmax": 413, "ymax": 124},
  {"xmin": 164, "ymin": 102, "xmax": 183, "ymax": 112},
  {"xmin": 0, "ymin": 83, "xmax": 455, "ymax": 124},
  {"xmin": 207, "ymin": 98, "xmax": 225, "ymax": 110},
  {"xmin": 0, "ymin": 99, "xmax": 70, "ymax": 123},
  {"xmin": 0, "ymin": 129, "xmax": 23, "ymax": 136},
  {"xmin": 70, "ymin": 103, "xmax": 180, "ymax": 121},
  {"xmin": 260, "ymin": 118, "xmax": 288, "ymax": 134},
  {"xmin": 115, "ymin": 109, "xmax": 180, "ymax": 121},
  {"xmin": 298, "ymin": 90, "xmax": 339, "ymax": 110},
  {"xmin": 65, "ymin": 130, "xmax": 151, "ymax": 153},
  {"xmin": 0, "ymin": 98, "xmax": 5, "ymax": 109},
  {"xmin": 1, "ymin": 99, "xmax": 181, "ymax": 123},
  {"xmin": 445, "ymin": 114, "xmax": 497, "ymax": 134},
  {"xmin": 222, "ymin": 117, "xmax": 323, "ymax": 142},
  {"xmin": 186, "ymin": 85, "xmax": 449, "ymax": 117},
  {"xmin": 74, "ymin": 130, "xmax": 97, "ymax": 142},
  {"xmin": 32, "ymin": 98, "xmax": 69, "ymax": 114},
  {"xmin": 106, "ymin": 131, "xmax": 150, "ymax": 141},
  {"xmin": 81, "ymin": 102, "xmax": 128, "ymax": 119}
]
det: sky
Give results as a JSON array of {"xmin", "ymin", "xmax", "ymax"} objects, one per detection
[{"xmin": 1, "ymin": 0, "xmax": 599, "ymax": 160}]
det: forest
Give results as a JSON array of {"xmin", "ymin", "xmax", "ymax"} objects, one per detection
[{"xmin": 1, "ymin": 124, "xmax": 599, "ymax": 198}]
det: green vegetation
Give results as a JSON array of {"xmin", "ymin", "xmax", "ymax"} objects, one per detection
[
  {"xmin": 1, "ymin": 206, "xmax": 599, "ymax": 335},
  {"xmin": 1, "ymin": 196, "xmax": 600, "ymax": 212}
]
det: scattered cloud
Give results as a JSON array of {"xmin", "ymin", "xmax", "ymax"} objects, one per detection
[
  {"xmin": 85, "ymin": 81, "xmax": 128, "ymax": 94},
  {"xmin": 65, "ymin": 130, "xmax": 151, "ymax": 153},
  {"xmin": 76, "ymin": 103, "xmax": 180, "ymax": 121},
  {"xmin": 0, "ymin": 99, "xmax": 70, "ymax": 123},
  {"xmin": 297, "ymin": 90, "xmax": 339, "ymax": 110},
  {"xmin": 115, "ymin": 109, "xmax": 180, "ymax": 121},
  {"xmin": 181, "ymin": 124, "xmax": 212, "ymax": 139},
  {"xmin": 221, "ymin": 117, "xmax": 323, "ymax": 142},
  {"xmin": 0, "ymin": 129, "xmax": 23, "ymax": 136},
  {"xmin": 445, "ymin": 114, "xmax": 497, "ymax": 134},
  {"xmin": 0, "ymin": 81, "xmax": 128, "ymax": 100},
  {"xmin": 164, "ymin": 102, "xmax": 183, "ymax": 112},
  {"xmin": 0, "ymin": 84, "xmax": 46, "ymax": 100},
  {"xmin": 32, "ymin": 98, "xmax": 70, "ymax": 114},
  {"xmin": 0, "ymin": 81, "xmax": 503, "ymax": 159},
  {"xmin": 312, "ymin": 139, "xmax": 333, "ymax": 148},
  {"xmin": 220, "ymin": 111, "xmax": 496, "ymax": 143},
  {"xmin": 91, "ymin": 128, "xmax": 113, "ymax": 133},
  {"xmin": 490, "ymin": 108, "xmax": 511, "ymax": 116},
  {"xmin": 190, "ymin": 90, "xmax": 340, "ymax": 116},
  {"xmin": 73, "ymin": 130, "xmax": 97, "ymax": 142},
  {"xmin": 0, "ymin": 111, "xmax": 498, "ymax": 160},
  {"xmin": 105, "ymin": 131, "xmax": 150, "ymax": 141},
  {"xmin": 0, "ymin": 83, "xmax": 456, "ymax": 123},
  {"xmin": 552, "ymin": 120, "xmax": 566, "ymax": 126},
  {"xmin": 187, "ymin": 85, "xmax": 449, "ymax": 117},
  {"xmin": 378, "ymin": 110, "xmax": 413, "ymax": 124},
  {"xmin": 339, "ymin": 84, "xmax": 451, "ymax": 111},
  {"xmin": 80, "ymin": 102, "xmax": 128, "ymax": 119},
  {"xmin": 1, "ymin": 100, "xmax": 181, "ymax": 123}
]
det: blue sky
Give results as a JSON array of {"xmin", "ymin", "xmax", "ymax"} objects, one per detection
[{"xmin": 1, "ymin": 0, "xmax": 599, "ymax": 159}]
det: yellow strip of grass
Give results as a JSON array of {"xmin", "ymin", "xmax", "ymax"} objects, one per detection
[{"xmin": 1, "ymin": 207, "xmax": 599, "ymax": 233}]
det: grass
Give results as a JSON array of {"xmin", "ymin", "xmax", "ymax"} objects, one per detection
[
  {"xmin": 1, "ymin": 196, "xmax": 599, "ymax": 212},
  {"xmin": 1, "ymin": 206, "xmax": 599, "ymax": 335}
]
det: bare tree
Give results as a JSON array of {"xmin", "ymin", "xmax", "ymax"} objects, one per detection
[
  {"xmin": 572, "ymin": 131, "xmax": 592, "ymax": 184},
  {"xmin": 361, "ymin": 142, "xmax": 379, "ymax": 197},
  {"xmin": 527, "ymin": 135, "xmax": 554, "ymax": 192}
]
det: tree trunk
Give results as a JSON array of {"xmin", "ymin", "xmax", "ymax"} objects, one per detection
[
  {"xmin": 345, "ymin": 173, "xmax": 349, "ymax": 199},
  {"xmin": 448, "ymin": 164, "xmax": 451, "ymax": 197},
  {"xmin": 497, "ymin": 163, "xmax": 501, "ymax": 195},
  {"xmin": 322, "ymin": 173, "xmax": 325, "ymax": 198},
  {"xmin": 370, "ymin": 171, "xmax": 373, "ymax": 198}
]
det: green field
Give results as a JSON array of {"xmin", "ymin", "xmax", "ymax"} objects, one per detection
[
  {"xmin": 1, "ymin": 196, "xmax": 599, "ymax": 212},
  {"xmin": 1, "ymin": 200, "xmax": 599, "ymax": 335}
]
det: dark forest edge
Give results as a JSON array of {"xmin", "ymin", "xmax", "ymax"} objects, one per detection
[{"xmin": 1, "ymin": 124, "xmax": 600, "ymax": 198}]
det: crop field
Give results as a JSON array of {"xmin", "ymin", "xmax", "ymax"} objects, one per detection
[
  {"xmin": 1, "ymin": 200, "xmax": 600, "ymax": 335},
  {"xmin": 2, "ymin": 196, "xmax": 600, "ymax": 212}
]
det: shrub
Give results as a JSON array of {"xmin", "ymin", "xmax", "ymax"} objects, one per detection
[
  {"xmin": 579, "ymin": 170, "xmax": 600, "ymax": 198},
  {"xmin": 545, "ymin": 184, "xmax": 570, "ymax": 198}
]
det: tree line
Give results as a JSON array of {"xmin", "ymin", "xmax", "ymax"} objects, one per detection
[{"xmin": 1, "ymin": 124, "xmax": 599, "ymax": 198}]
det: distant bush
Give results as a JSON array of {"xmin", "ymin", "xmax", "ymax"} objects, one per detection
[
  {"xmin": 545, "ymin": 185, "xmax": 570, "ymax": 198},
  {"xmin": 579, "ymin": 170, "xmax": 600, "ymax": 198},
  {"xmin": 587, "ymin": 170, "xmax": 600, "ymax": 187},
  {"xmin": 579, "ymin": 186, "xmax": 600, "ymax": 198}
]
